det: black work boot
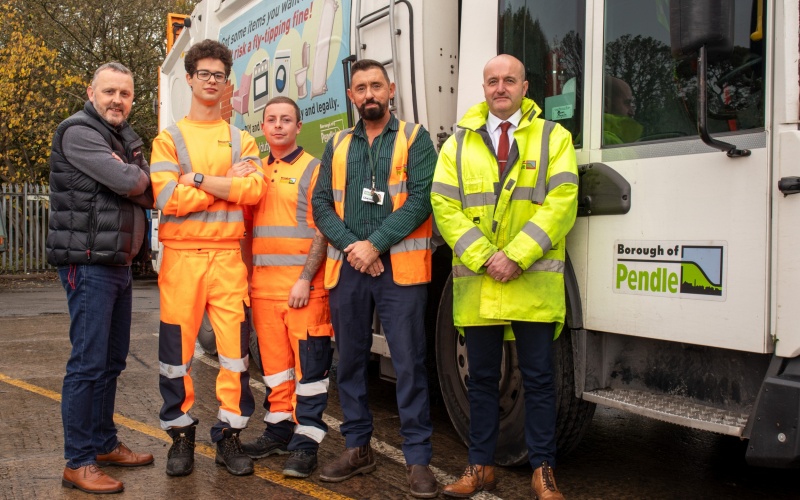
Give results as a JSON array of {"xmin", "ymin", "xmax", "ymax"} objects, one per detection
[
  {"xmin": 283, "ymin": 449, "xmax": 318, "ymax": 478},
  {"xmin": 241, "ymin": 429, "xmax": 289, "ymax": 459},
  {"xmin": 215, "ymin": 428, "xmax": 254, "ymax": 476},
  {"xmin": 166, "ymin": 425, "xmax": 196, "ymax": 477}
]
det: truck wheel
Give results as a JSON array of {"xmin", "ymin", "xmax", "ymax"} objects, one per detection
[{"xmin": 436, "ymin": 275, "xmax": 596, "ymax": 466}]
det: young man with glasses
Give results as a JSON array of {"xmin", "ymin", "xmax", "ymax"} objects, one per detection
[{"xmin": 150, "ymin": 39, "xmax": 266, "ymax": 478}]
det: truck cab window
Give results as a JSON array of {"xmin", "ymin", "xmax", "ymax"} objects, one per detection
[
  {"xmin": 499, "ymin": 0, "xmax": 586, "ymax": 147},
  {"xmin": 603, "ymin": 0, "xmax": 765, "ymax": 147}
]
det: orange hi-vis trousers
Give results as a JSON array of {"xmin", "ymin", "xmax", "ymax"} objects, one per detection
[
  {"xmin": 158, "ymin": 247, "xmax": 255, "ymax": 442},
  {"xmin": 252, "ymin": 296, "xmax": 333, "ymax": 451}
]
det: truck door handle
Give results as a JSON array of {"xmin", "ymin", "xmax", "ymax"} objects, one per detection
[{"xmin": 778, "ymin": 177, "xmax": 800, "ymax": 196}]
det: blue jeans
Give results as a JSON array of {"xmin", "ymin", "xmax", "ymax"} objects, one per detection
[{"xmin": 59, "ymin": 264, "xmax": 132, "ymax": 468}]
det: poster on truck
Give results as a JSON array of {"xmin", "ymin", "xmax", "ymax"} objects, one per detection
[{"xmin": 220, "ymin": 0, "xmax": 351, "ymax": 158}]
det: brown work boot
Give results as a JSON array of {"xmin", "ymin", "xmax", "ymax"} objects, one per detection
[
  {"xmin": 62, "ymin": 464, "xmax": 124, "ymax": 494},
  {"xmin": 407, "ymin": 464, "xmax": 438, "ymax": 498},
  {"xmin": 442, "ymin": 464, "xmax": 496, "ymax": 498},
  {"xmin": 532, "ymin": 461, "xmax": 565, "ymax": 500},
  {"xmin": 96, "ymin": 442, "xmax": 154, "ymax": 467},
  {"xmin": 318, "ymin": 444, "xmax": 376, "ymax": 482}
]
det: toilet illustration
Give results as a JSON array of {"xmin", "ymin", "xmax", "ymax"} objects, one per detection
[{"xmin": 295, "ymin": 42, "xmax": 310, "ymax": 99}]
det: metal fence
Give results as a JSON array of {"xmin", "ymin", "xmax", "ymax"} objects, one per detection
[{"xmin": 1, "ymin": 183, "xmax": 51, "ymax": 273}]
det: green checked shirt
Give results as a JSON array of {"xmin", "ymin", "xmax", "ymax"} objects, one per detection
[{"xmin": 311, "ymin": 114, "xmax": 436, "ymax": 253}]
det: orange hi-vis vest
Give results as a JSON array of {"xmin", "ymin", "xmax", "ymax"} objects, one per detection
[
  {"xmin": 324, "ymin": 120, "xmax": 432, "ymax": 288},
  {"xmin": 251, "ymin": 150, "xmax": 326, "ymax": 299}
]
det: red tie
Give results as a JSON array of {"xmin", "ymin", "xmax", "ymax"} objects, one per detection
[{"xmin": 497, "ymin": 121, "xmax": 511, "ymax": 177}]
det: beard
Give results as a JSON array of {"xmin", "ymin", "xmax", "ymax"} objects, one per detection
[{"xmin": 358, "ymin": 99, "xmax": 387, "ymax": 121}]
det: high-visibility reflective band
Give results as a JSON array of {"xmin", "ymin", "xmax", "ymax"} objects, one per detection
[
  {"xmin": 454, "ymin": 128, "xmax": 468, "ymax": 206},
  {"xmin": 229, "ymin": 125, "xmax": 242, "ymax": 166},
  {"xmin": 431, "ymin": 181, "xmax": 461, "ymax": 200},
  {"xmin": 295, "ymin": 158, "xmax": 320, "ymax": 227},
  {"xmin": 402, "ymin": 121, "xmax": 419, "ymax": 143},
  {"xmin": 547, "ymin": 171, "xmax": 579, "ymax": 192},
  {"xmin": 156, "ymin": 180, "xmax": 178, "ymax": 210},
  {"xmin": 295, "ymin": 425, "xmax": 327, "ymax": 443},
  {"xmin": 504, "ymin": 178, "xmax": 516, "ymax": 191},
  {"xmin": 253, "ymin": 226, "xmax": 316, "ymax": 239},
  {"xmin": 463, "ymin": 192, "xmax": 495, "ymax": 208},
  {"xmin": 151, "ymin": 161, "xmax": 181, "ymax": 174},
  {"xmin": 265, "ymin": 411, "xmax": 293, "ymax": 424},
  {"xmin": 454, "ymin": 226, "xmax": 484, "ymax": 256},
  {"xmin": 333, "ymin": 129, "xmax": 353, "ymax": 149},
  {"xmin": 524, "ymin": 258, "xmax": 565, "ymax": 273},
  {"xmin": 160, "ymin": 413, "xmax": 195, "ymax": 430},
  {"xmin": 332, "ymin": 189, "xmax": 344, "ymax": 203},
  {"xmin": 391, "ymin": 237, "xmax": 429, "ymax": 254},
  {"xmin": 295, "ymin": 378, "xmax": 329, "ymax": 397},
  {"xmin": 388, "ymin": 180, "xmax": 408, "ymax": 197},
  {"xmin": 159, "ymin": 359, "xmax": 193, "ymax": 378},
  {"xmin": 218, "ymin": 408, "xmax": 249, "ymax": 429},
  {"xmin": 531, "ymin": 121, "xmax": 555, "ymax": 205},
  {"xmin": 161, "ymin": 209, "xmax": 245, "ymax": 225},
  {"xmin": 510, "ymin": 187, "xmax": 535, "ymax": 201},
  {"xmin": 521, "ymin": 221, "xmax": 553, "ymax": 254},
  {"xmin": 218, "ymin": 353, "xmax": 248, "ymax": 373},
  {"xmin": 254, "ymin": 254, "xmax": 308, "ymax": 266},
  {"xmin": 327, "ymin": 245, "xmax": 343, "ymax": 261},
  {"xmin": 166, "ymin": 125, "xmax": 193, "ymax": 174},
  {"xmin": 264, "ymin": 368, "xmax": 295, "ymax": 388},
  {"xmin": 241, "ymin": 155, "xmax": 263, "ymax": 167},
  {"xmin": 452, "ymin": 264, "xmax": 480, "ymax": 278}
]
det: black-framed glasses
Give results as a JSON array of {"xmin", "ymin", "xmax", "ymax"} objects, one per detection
[{"xmin": 194, "ymin": 70, "xmax": 227, "ymax": 83}]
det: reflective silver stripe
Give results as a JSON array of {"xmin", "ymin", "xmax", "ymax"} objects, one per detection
[
  {"xmin": 454, "ymin": 226, "xmax": 484, "ymax": 256},
  {"xmin": 295, "ymin": 425, "xmax": 326, "ymax": 443},
  {"xmin": 510, "ymin": 187, "xmax": 535, "ymax": 201},
  {"xmin": 264, "ymin": 368, "xmax": 295, "ymax": 388},
  {"xmin": 327, "ymin": 245, "xmax": 343, "ymax": 261},
  {"xmin": 166, "ymin": 125, "xmax": 193, "ymax": 174},
  {"xmin": 521, "ymin": 221, "xmax": 553, "ymax": 254},
  {"xmin": 253, "ymin": 226, "xmax": 316, "ymax": 239},
  {"xmin": 332, "ymin": 189, "xmax": 344, "ymax": 203},
  {"xmin": 454, "ymin": 128, "xmax": 468, "ymax": 206},
  {"xmin": 464, "ymin": 192, "xmax": 495, "ymax": 208},
  {"xmin": 265, "ymin": 411, "xmax": 293, "ymax": 424},
  {"xmin": 431, "ymin": 181, "xmax": 460, "ymax": 200},
  {"xmin": 452, "ymin": 264, "xmax": 480, "ymax": 278},
  {"xmin": 525, "ymin": 258, "xmax": 565, "ymax": 273},
  {"xmin": 388, "ymin": 180, "xmax": 407, "ymax": 197},
  {"xmin": 296, "ymin": 158, "xmax": 320, "ymax": 228},
  {"xmin": 151, "ymin": 161, "xmax": 181, "ymax": 174},
  {"xmin": 402, "ymin": 121, "xmax": 418, "ymax": 143},
  {"xmin": 230, "ymin": 125, "xmax": 241, "ymax": 164},
  {"xmin": 241, "ymin": 155, "xmax": 262, "ymax": 167},
  {"xmin": 532, "ymin": 121, "xmax": 555, "ymax": 205},
  {"xmin": 218, "ymin": 408, "xmax": 249, "ymax": 429},
  {"xmin": 390, "ymin": 237, "xmax": 429, "ymax": 254},
  {"xmin": 156, "ymin": 180, "xmax": 178, "ymax": 210},
  {"xmin": 160, "ymin": 413, "xmax": 196, "ymax": 430},
  {"xmin": 547, "ymin": 172, "xmax": 579, "ymax": 192},
  {"xmin": 295, "ymin": 379, "xmax": 329, "ymax": 397},
  {"xmin": 333, "ymin": 129, "xmax": 353, "ymax": 149},
  {"xmin": 159, "ymin": 359, "xmax": 192, "ymax": 378},
  {"xmin": 254, "ymin": 254, "xmax": 308, "ymax": 266},
  {"xmin": 218, "ymin": 353, "xmax": 248, "ymax": 373},
  {"xmin": 160, "ymin": 209, "xmax": 245, "ymax": 225},
  {"xmin": 504, "ymin": 178, "xmax": 516, "ymax": 191}
]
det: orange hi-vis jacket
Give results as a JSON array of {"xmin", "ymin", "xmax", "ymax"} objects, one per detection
[
  {"xmin": 250, "ymin": 149, "xmax": 326, "ymax": 300},
  {"xmin": 150, "ymin": 118, "xmax": 265, "ymax": 249},
  {"xmin": 324, "ymin": 120, "xmax": 432, "ymax": 288}
]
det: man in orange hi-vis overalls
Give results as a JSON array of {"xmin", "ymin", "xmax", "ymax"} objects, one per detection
[
  {"xmin": 149, "ymin": 40, "xmax": 265, "ymax": 478},
  {"xmin": 240, "ymin": 96, "xmax": 333, "ymax": 479}
]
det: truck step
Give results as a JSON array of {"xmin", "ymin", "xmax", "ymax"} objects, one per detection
[{"xmin": 582, "ymin": 388, "xmax": 750, "ymax": 436}]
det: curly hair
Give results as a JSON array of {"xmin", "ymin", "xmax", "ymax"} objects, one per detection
[{"xmin": 184, "ymin": 39, "xmax": 233, "ymax": 77}]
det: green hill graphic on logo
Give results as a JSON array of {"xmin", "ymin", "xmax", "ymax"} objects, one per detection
[{"xmin": 680, "ymin": 246, "xmax": 724, "ymax": 296}]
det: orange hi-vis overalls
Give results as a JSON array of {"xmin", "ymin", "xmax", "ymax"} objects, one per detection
[
  {"xmin": 324, "ymin": 120, "xmax": 433, "ymax": 289},
  {"xmin": 150, "ymin": 118, "xmax": 265, "ymax": 442},
  {"xmin": 249, "ymin": 148, "xmax": 333, "ymax": 451}
]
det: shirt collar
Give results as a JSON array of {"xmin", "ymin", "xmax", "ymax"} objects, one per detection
[
  {"xmin": 267, "ymin": 146, "xmax": 303, "ymax": 165},
  {"xmin": 487, "ymin": 108, "xmax": 522, "ymax": 133}
]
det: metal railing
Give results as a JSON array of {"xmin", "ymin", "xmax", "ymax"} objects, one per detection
[{"xmin": 1, "ymin": 183, "xmax": 51, "ymax": 273}]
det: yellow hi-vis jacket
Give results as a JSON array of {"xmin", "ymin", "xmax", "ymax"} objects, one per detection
[
  {"xmin": 324, "ymin": 120, "xmax": 432, "ymax": 288},
  {"xmin": 431, "ymin": 98, "xmax": 579, "ymax": 337}
]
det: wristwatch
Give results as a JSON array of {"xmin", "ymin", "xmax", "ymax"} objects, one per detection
[{"xmin": 193, "ymin": 173, "xmax": 204, "ymax": 188}]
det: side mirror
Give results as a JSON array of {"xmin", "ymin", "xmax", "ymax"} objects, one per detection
[{"xmin": 670, "ymin": 0, "xmax": 734, "ymax": 58}]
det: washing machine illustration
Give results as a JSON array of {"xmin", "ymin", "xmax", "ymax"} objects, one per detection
[{"xmin": 273, "ymin": 50, "xmax": 291, "ymax": 98}]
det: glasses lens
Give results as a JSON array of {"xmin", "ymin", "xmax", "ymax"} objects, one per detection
[{"xmin": 214, "ymin": 73, "xmax": 227, "ymax": 83}]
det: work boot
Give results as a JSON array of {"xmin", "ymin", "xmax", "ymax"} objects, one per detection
[
  {"xmin": 96, "ymin": 442, "xmax": 154, "ymax": 467},
  {"xmin": 531, "ymin": 461, "xmax": 565, "ymax": 500},
  {"xmin": 282, "ymin": 449, "xmax": 318, "ymax": 478},
  {"xmin": 241, "ymin": 429, "xmax": 289, "ymax": 459},
  {"xmin": 62, "ymin": 464, "xmax": 124, "ymax": 494},
  {"xmin": 407, "ymin": 464, "xmax": 438, "ymax": 498},
  {"xmin": 318, "ymin": 444, "xmax": 376, "ymax": 482},
  {"xmin": 215, "ymin": 428, "xmax": 254, "ymax": 476},
  {"xmin": 165, "ymin": 425, "xmax": 195, "ymax": 477},
  {"xmin": 442, "ymin": 464, "xmax": 496, "ymax": 498}
]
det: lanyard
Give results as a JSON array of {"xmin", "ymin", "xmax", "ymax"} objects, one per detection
[{"xmin": 366, "ymin": 133, "xmax": 385, "ymax": 199}]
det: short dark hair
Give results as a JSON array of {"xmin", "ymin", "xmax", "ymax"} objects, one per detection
[
  {"xmin": 91, "ymin": 62, "xmax": 133, "ymax": 88},
  {"xmin": 350, "ymin": 59, "xmax": 390, "ymax": 86},
  {"xmin": 184, "ymin": 39, "xmax": 233, "ymax": 77},
  {"xmin": 263, "ymin": 96, "xmax": 302, "ymax": 123}
]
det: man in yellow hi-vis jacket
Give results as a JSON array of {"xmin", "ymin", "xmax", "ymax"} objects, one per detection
[{"xmin": 432, "ymin": 55, "xmax": 578, "ymax": 500}]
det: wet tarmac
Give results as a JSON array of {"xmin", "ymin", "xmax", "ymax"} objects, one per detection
[{"xmin": 0, "ymin": 276, "xmax": 798, "ymax": 499}]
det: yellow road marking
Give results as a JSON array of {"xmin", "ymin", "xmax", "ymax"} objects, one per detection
[{"xmin": 0, "ymin": 372, "xmax": 353, "ymax": 500}]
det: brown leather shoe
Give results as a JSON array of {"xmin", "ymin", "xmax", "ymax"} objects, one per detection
[
  {"xmin": 407, "ymin": 464, "xmax": 438, "ymax": 498},
  {"xmin": 96, "ymin": 442, "xmax": 154, "ymax": 467},
  {"xmin": 62, "ymin": 464, "xmax": 124, "ymax": 494},
  {"xmin": 318, "ymin": 445, "xmax": 376, "ymax": 482},
  {"xmin": 442, "ymin": 464, "xmax": 496, "ymax": 498},
  {"xmin": 532, "ymin": 461, "xmax": 565, "ymax": 500}
]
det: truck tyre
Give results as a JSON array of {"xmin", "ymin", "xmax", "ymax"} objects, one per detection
[{"xmin": 436, "ymin": 275, "xmax": 595, "ymax": 466}]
